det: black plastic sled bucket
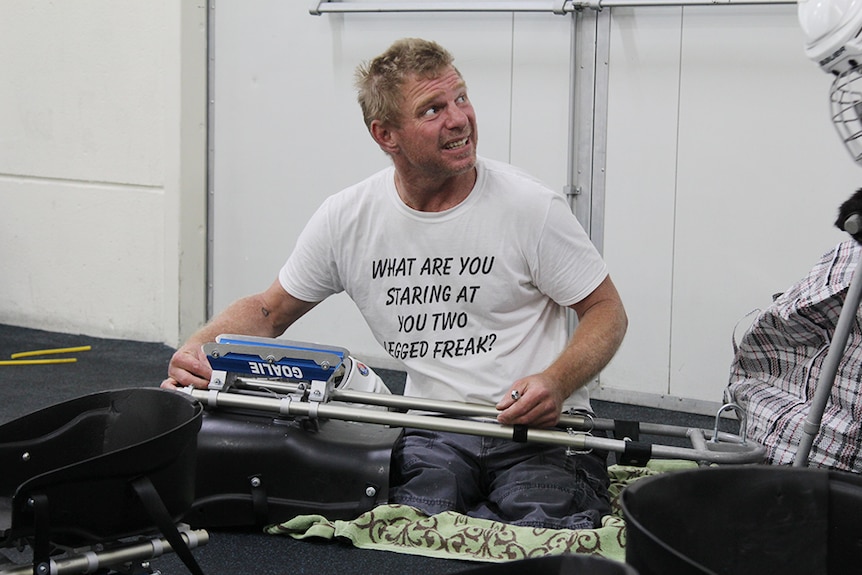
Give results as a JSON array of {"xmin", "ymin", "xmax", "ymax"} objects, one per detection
[
  {"xmin": 453, "ymin": 555, "xmax": 638, "ymax": 574},
  {"xmin": 187, "ymin": 408, "xmax": 401, "ymax": 528},
  {"xmin": 0, "ymin": 387, "xmax": 203, "ymax": 549},
  {"xmin": 621, "ymin": 465, "xmax": 862, "ymax": 575}
]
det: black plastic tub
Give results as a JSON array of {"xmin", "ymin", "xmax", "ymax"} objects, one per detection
[
  {"xmin": 621, "ymin": 465, "xmax": 862, "ymax": 575},
  {"xmin": 454, "ymin": 555, "xmax": 638, "ymax": 574},
  {"xmin": 188, "ymin": 409, "xmax": 401, "ymax": 527},
  {"xmin": 0, "ymin": 387, "xmax": 202, "ymax": 547}
]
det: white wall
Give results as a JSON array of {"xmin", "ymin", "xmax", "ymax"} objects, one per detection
[
  {"xmin": 211, "ymin": 2, "xmax": 862, "ymax": 412},
  {"xmin": 597, "ymin": 5, "xmax": 859, "ymax": 411},
  {"xmin": 0, "ymin": 0, "xmax": 207, "ymax": 345},
  {"xmin": 210, "ymin": 2, "xmax": 572, "ymax": 363}
]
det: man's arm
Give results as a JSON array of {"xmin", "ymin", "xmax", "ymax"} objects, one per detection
[
  {"xmin": 496, "ymin": 275, "xmax": 627, "ymax": 427},
  {"xmin": 161, "ymin": 279, "xmax": 319, "ymax": 389}
]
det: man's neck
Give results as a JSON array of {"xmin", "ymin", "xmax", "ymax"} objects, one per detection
[{"xmin": 394, "ymin": 167, "xmax": 477, "ymax": 212}]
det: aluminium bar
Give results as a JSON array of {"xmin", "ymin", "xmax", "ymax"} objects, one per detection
[
  {"xmin": 0, "ymin": 529, "xmax": 209, "ymax": 575},
  {"xmin": 583, "ymin": 0, "xmax": 794, "ymax": 7},
  {"xmin": 793, "ymin": 250, "xmax": 862, "ymax": 466},
  {"xmin": 330, "ymin": 387, "xmax": 746, "ymax": 443},
  {"xmin": 234, "ymin": 379, "xmax": 745, "ymax": 443},
  {"xmin": 311, "ymin": 1, "xmax": 574, "ymax": 15},
  {"xmin": 310, "ymin": 0, "xmax": 793, "ymax": 15},
  {"xmin": 187, "ymin": 388, "xmax": 765, "ymax": 464}
]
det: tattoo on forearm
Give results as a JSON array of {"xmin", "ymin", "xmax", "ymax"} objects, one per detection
[{"xmin": 261, "ymin": 307, "xmax": 271, "ymax": 317}]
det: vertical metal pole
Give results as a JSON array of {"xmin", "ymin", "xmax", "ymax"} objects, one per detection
[
  {"xmin": 206, "ymin": 0, "xmax": 216, "ymax": 321},
  {"xmin": 793, "ymin": 255, "xmax": 862, "ymax": 466},
  {"xmin": 590, "ymin": 9, "xmax": 611, "ymax": 256},
  {"xmin": 567, "ymin": 7, "xmax": 611, "ymax": 338},
  {"xmin": 568, "ymin": 7, "xmax": 611, "ymax": 254},
  {"xmin": 566, "ymin": 9, "xmax": 588, "ymax": 337},
  {"xmin": 569, "ymin": 8, "xmax": 597, "ymax": 238}
]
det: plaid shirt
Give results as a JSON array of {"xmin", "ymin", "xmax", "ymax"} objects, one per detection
[{"xmin": 725, "ymin": 240, "xmax": 862, "ymax": 471}]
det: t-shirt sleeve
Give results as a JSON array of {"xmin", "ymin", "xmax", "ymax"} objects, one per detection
[
  {"xmin": 278, "ymin": 198, "xmax": 344, "ymax": 302},
  {"xmin": 534, "ymin": 193, "xmax": 608, "ymax": 307}
]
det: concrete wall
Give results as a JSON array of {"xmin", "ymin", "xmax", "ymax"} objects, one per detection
[{"xmin": 0, "ymin": 0, "xmax": 207, "ymax": 345}]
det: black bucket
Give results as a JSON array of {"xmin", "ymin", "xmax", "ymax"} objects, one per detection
[
  {"xmin": 621, "ymin": 465, "xmax": 862, "ymax": 575},
  {"xmin": 188, "ymin": 409, "xmax": 401, "ymax": 527},
  {"xmin": 0, "ymin": 387, "xmax": 203, "ymax": 547},
  {"xmin": 453, "ymin": 555, "xmax": 638, "ymax": 574}
]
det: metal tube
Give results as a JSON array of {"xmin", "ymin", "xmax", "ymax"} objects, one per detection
[
  {"xmin": 330, "ymin": 388, "xmax": 744, "ymax": 443},
  {"xmin": 310, "ymin": 0, "xmax": 794, "ymax": 15},
  {"xmin": 793, "ymin": 256, "xmax": 862, "ymax": 467},
  {"xmin": 0, "ymin": 529, "xmax": 209, "ymax": 575},
  {"xmin": 334, "ymin": 388, "xmax": 512, "ymax": 418},
  {"xmin": 230, "ymin": 383, "xmax": 745, "ymax": 444},
  {"xmin": 330, "ymin": 388, "xmax": 592, "ymax": 428},
  {"xmin": 240, "ymin": 378, "xmax": 305, "ymax": 394},
  {"xmin": 195, "ymin": 388, "xmax": 541, "ymax": 440},
  {"xmin": 583, "ymin": 0, "xmax": 793, "ymax": 7},
  {"xmin": 190, "ymin": 389, "xmax": 764, "ymax": 464},
  {"xmin": 310, "ymin": 1, "xmax": 575, "ymax": 15},
  {"xmin": 687, "ymin": 428, "xmax": 708, "ymax": 452}
]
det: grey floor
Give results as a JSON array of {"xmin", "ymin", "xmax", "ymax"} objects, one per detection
[{"xmin": 0, "ymin": 324, "xmax": 730, "ymax": 575}]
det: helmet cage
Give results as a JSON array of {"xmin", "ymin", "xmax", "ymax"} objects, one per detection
[{"xmin": 830, "ymin": 65, "xmax": 862, "ymax": 163}]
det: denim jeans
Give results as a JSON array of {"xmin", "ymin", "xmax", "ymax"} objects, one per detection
[{"xmin": 388, "ymin": 428, "xmax": 611, "ymax": 530}]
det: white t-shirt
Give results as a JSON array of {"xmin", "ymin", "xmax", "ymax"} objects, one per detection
[{"xmin": 279, "ymin": 157, "xmax": 608, "ymax": 411}]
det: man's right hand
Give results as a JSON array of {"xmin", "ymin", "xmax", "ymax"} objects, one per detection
[
  {"xmin": 161, "ymin": 342, "xmax": 213, "ymax": 390},
  {"xmin": 159, "ymin": 280, "xmax": 318, "ymax": 390}
]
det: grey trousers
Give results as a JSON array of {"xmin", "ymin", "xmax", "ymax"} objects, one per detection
[{"xmin": 388, "ymin": 428, "xmax": 611, "ymax": 530}]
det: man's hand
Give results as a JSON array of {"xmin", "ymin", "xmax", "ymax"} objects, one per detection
[
  {"xmin": 161, "ymin": 342, "xmax": 212, "ymax": 390},
  {"xmin": 159, "ymin": 281, "xmax": 319, "ymax": 391},
  {"xmin": 495, "ymin": 277, "xmax": 626, "ymax": 429},
  {"xmin": 495, "ymin": 373, "xmax": 567, "ymax": 428}
]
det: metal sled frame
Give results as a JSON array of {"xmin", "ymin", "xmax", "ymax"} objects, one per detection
[
  {"xmin": 0, "ymin": 527, "xmax": 209, "ymax": 575},
  {"xmin": 185, "ymin": 335, "xmax": 766, "ymax": 467}
]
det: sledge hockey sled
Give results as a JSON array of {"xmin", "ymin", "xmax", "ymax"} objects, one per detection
[
  {"xmin": 185, "ymin": 337, "xmax": 402, "ymax": 528},
  {"xmin": 181, "ymin": 335, "xmax": 766, "ymax": 529},
  {"xmin": 0, "ymin": 388, "xmax": 207, "ymax": 575}
]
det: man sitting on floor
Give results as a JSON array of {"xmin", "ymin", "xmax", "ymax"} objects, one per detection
[{"xmin": 163, "ymin": 37, "xmax": 628, "ymax": 530}]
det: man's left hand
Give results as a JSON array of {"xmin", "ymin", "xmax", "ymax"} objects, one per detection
[{"xmin": 496, "ymin": 374, "xmax": 566, "ymax": 428}]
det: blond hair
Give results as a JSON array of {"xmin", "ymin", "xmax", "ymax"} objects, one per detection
[{"xmin": 355, "ymin": 38, "xmax": 461, "ymax": 130}]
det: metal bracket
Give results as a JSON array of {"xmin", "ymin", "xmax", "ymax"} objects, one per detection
[
  {"xmin": 711, "ymin": 403, "xmax": 746, "ymax": 444},
  {"xmin": 209, "ymin": 369, "xmax": 228, "ymax": 391},
  {"xmin": 565, "ymin": 428, "xmax": 593, "ymax": 456},
  {"xmin": 308, "ymin": 380, "xmax": 329, "ymax": 403}
]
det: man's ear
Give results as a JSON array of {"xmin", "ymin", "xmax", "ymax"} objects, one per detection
[{"xmin": 370, "ymin": 120, "xmax": 399, "ymax": 155}]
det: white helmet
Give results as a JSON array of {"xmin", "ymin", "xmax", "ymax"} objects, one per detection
[{"xmin": 800, "ymin": 0, "xmax": 862, "ymax": 162}]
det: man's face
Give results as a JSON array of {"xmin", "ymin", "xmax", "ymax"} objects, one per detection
[{"xmin": 388, "ymin": 66, "xmax": 478, "ymax": 181}]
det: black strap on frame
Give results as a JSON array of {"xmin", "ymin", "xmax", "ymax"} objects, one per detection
[
  {"xmin": 613, "ymin": 420, "xmax": 652, "ymax": 466},
  {"xmin": 512, "ymin": 424, "xmax": 529, "ymax": 443},
  {"xmin": 131, "ymin": 476, "xmax": 206, "ymax": 575}
]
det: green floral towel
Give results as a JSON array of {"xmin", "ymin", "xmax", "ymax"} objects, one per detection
[{"xmin": 266, "ymin": 461, "xmax": 696, "ymax": 563}]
